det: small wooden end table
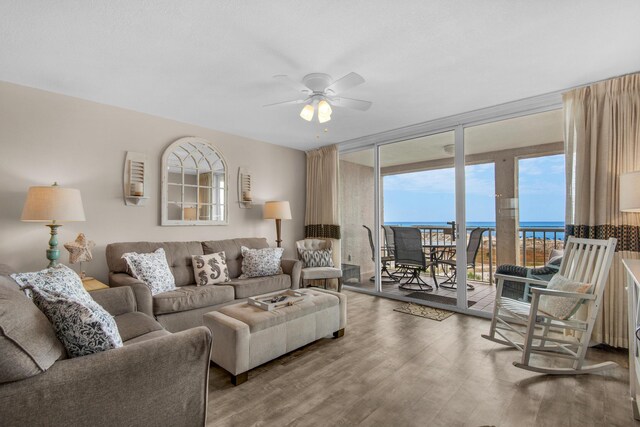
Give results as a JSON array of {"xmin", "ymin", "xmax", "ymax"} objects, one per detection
[{"xmin": 82, "ymin": 277, "xmax": 109, "ymax": 292}]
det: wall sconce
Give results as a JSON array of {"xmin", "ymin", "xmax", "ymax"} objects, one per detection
[
  {"xmin": 498, "ymin": 196, "xmax": 518, "ymax": 219},
  {"xmin": 238, "ymin": 167, "xmax": 252, "ymax": 209},
  {"xmin": 124, "ymin": 152, "xmax": 149, "ymax": 206}
]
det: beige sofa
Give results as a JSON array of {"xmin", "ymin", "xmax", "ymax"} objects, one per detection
[
  {"xmin": 106, "ymin": 237, "xmax": 302, "ymax": 332},
  {"xmin": 0, "ymin": 265, "xmax": 212, "ymax": 427}
]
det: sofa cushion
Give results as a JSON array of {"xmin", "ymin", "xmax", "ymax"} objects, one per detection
[
  {"xmin": 300, "ymin": 267, "xmax": 343, "ymax": 280},
  {"xmin": 192, "ymin": 252, "xmax": 230, "ymax": 286},
  {"xmin": 106, "ymin": 241, "xmax": 204, "ymax": 286},
  {"xmin": 240, "ymin": 246, "xmax": 284, "ymax": 278},
  {"xmin": 227, "ymin": 274, "xmax": 291, "ymax": 299},
  {"xmin": 115, "ymin": 312, "xmax": 165, "ymax": 342},
  {"xmin": 153, "ymin": 284, "xmax": 235, "ymax": 315},
  {"xmin": 0, "ymin": 271, "xmax": 66, "ymax": 384},
  {"xmin": 202, "ymin": 238, "xmax": 269, "ymax": 279},
  {"xmin": 122, "ymin": 248, "xmax": 176, "ymax": 295},
  {"xmin": 12, "ymin": 265, "xmax": 123, "ymax": 358}
]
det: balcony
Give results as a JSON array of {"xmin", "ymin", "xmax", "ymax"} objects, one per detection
[{"xmin": 342, "ymin": 224, "xmax": 565, "ymax": 313}]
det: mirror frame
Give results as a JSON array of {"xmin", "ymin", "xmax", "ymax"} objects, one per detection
[{"xmin": 161, "ymin": 136, "xmax": 228, "ymax": 226}]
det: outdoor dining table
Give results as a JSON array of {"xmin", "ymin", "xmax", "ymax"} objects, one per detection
[{"xmin": 422, "ymin": 242, "xmax": 457, "ymax": 288}]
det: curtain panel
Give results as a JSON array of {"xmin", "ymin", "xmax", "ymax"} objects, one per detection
[
  {"xmin": 305, "ymin": 145, "xmax": 340, "ymax": 239},
  {"xmin": 564, "ymin": 73, "xmax": 640, "ymax": 348}
]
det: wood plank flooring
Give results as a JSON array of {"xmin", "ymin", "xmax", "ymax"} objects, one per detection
[{"xmin": 206, "ymin": 290, "xmax": 637, "ymax": 427}]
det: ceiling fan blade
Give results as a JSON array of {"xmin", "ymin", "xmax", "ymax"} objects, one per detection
[
  {"xmin": 273, "ymin": 75, "xmax": 312, "ymax": 94},
  {"xmin": 330, "ymin": 97, "xmax": 372, "ymax": 111},
  {"xmin": 263, "ymin": 99, "xmax": 306, "ymax": 107},
  {"xmin": 325, "ymin": 72, "xmax": 365, "ymax": 95}
]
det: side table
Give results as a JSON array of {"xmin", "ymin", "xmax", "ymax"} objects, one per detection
[{"xmin": 82, "ymin": 277, "xmax": 109, "ymax": 292}]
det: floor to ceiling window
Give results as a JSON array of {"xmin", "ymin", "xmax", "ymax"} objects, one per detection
[{"xmin": 339, "ymin": 103, "xmax": 565, "ymax": 317}]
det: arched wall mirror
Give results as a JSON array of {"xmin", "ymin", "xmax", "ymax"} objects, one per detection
[{"xmin": 161, "ymin": 137, "xmax": 228, "ymax": 226}]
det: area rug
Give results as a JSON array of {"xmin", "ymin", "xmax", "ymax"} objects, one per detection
[
  {"xmin": 394, "ymin": 303, "xmax": 455, "ymax": 321},
  {"xmin": 405, "ymin": 291, "xmax": 477, "ymax": 307}
]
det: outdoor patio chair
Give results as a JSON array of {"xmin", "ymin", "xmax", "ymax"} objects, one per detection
[
  {"xmin": 363, "ymin": 225, "xmax": 399, "ymax": 283},
  {"xmin": 382, "ymin": 225, "xmax": 396, "ymax": 257},
  {"xmin": 391, "ymin": 226, "xmax": 433, "ymax": 291},
  {"xmin": 482, "ymin": 236, "xmax": 617, "ymax": 375},
  {"xmin": 436, "ymin": 227, "xmax": 488, "ymax": 291}
]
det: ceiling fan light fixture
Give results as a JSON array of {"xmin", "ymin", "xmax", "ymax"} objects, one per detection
[
  {"xmin": 300, "ymin": 104, "xmax": 314, "ymax": 121},
  {"xmin": 318, "ymin": 111, "xmax": 331, "ymax": 123},
  {"xmin": 318, "ymin": 99, "xmax": 332, "ymax": 116}
]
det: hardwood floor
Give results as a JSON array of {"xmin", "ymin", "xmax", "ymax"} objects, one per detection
[{"xmin": 206, "ymin": 290, "xmax": 637, "ymax": 426}]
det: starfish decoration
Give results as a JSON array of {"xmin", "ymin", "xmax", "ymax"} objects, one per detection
[{"xmin": 64, "ymin": 233, "xmax": 95, "ymax": 264}]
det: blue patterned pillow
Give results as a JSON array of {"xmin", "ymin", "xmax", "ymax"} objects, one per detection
[
  {"xmin": 122, "ymin": 248, "xmax": 176, "ymax": 295},
  {"xmin": 239, "ymin": 246, "xmax": 284, "ymax": 278},
  {"xmin": 192, "ymin": 252, "xmax": 230, "ymax": 286},
  {"xmin": 11, "ymin": 265, "xmax": 123, "ymax": 358},
  {"xmin": 300, "ymin": 249, "xmax": 334, "ymax": 268}
]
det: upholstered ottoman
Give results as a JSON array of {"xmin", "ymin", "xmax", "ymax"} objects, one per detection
[{"xmin": 203, "ymin": 288, "xmax": 346, "ymax": 385}]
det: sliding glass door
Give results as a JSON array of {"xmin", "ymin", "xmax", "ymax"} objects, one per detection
[
  {"xmin": 378, "ymin": 131, "xmax": 459, "ymax": 308},
  {"xmin": 339, "ymin": 106, "xmax": 564, "ymax": 317}
]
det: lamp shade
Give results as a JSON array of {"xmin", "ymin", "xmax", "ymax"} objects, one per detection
[
  {"xmin": 263, "ymin": 201, "xmax": 292, "ymax": 220},
  {"xmin": 621, "ymin": 171, "xmax": 640, "ymax": 212},
  {"xmin": 21, "ymin": 185, "xmax": 86, "ymax": 222}
]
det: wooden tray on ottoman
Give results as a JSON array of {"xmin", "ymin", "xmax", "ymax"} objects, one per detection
[{"xmin": 247, "ymin": 290, "xmax": 305, "ymax": 311}]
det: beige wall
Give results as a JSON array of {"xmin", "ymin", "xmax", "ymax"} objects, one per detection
[
  {"xmin": 0, "ymin": 82, "xmax": 306, "ymax": 282},
  {"xmin": 339, "ymin": 159, "xmax": 375, "ymax": 281}
]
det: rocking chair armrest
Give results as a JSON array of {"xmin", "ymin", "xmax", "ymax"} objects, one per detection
[
  {"xmin": 494, "ymin": 273, "xmax": 549, "ymax": 287},
  {"xmin": 530, "ymin": 287, "xmax": 597, "ymax": 300}
]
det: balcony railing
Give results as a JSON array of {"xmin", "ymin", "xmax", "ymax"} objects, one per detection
[
  {"xmin": 518, "ymin": 227, "xmax": 565, "ymax": 268},
  {"xmin": 415, "ymin": 225, "xmax": 494, "ymax": 284},
  {"xmin": 387, "ymin": 224, "xmax": 565, "ymax": 284}
]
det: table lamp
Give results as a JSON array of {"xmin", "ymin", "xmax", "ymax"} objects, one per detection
[
  {"xmin": 621, "ymin": 171, "xmax": 640, "ymax": 212},
  {"xmin": 21, "ymin": 182, "xmax": 86, "ymax": 267},
  {"xmin": 263, "ymin": 201, "xmax": 292, "ymax": 248}
]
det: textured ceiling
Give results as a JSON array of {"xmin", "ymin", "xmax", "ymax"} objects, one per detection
[{"xmin": 1, "ymin": 1, "xmax": 639, "ymax": 151}]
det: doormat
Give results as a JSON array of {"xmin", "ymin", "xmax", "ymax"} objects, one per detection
[
  {"xmin": 405, "ymin": 292, "xmax": 477, "ymax": 308},
  {"xmin": 394, "ymin": 303, "xmax": 455, "ymax": 321}
]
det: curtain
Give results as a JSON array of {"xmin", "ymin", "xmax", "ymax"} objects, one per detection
[
  {"xmin": 305, "ymin": 144, "xmax": 341, "ymax": 269},
  {"xmin": 564, "ymin": 73, "xmax": 640, "ymax": 348}
]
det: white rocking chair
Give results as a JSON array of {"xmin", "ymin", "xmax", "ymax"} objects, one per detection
[{"xmin": 482, "ymin": 236, "xmax": 617, "ymax": 375}]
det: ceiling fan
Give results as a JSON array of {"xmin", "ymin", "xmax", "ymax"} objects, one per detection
[{"xmin": 264, "ymin": 72, "xmax": 372, "ymax": 123}]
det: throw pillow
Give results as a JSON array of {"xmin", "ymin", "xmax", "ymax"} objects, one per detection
[
  {"xmin": 11, "ymin": 265, "xmax": 123, "ymax": 358},
  {"xmin": 239, "ymin": 246, "xmax": 284, "ymax": 278},
  {"xmin": 192, "ymin": 252, "xmax": 230, "ymax": 286},
  {"xmin": 537, "ymin": 274, "xmax": 592, "ymax": 320},
  {"xmin": 300, "ymin": 249, "xmax": 334, "ymax": 268},
  {"xmin": 122, "ymin": 248, "xmax": 176, "ymax": 295}
]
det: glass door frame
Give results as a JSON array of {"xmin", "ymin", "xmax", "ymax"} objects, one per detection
[{"xmin": 341, "ymin": 92, "xmax": 563, "ymax": 318}]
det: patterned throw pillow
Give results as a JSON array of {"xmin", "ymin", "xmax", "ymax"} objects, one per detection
[
  {"xmin": 192, "ymin": 252, "xmax": 230, "ymax": 286},
  {"xmin": 11, "ymin": 265, "xmax": 123, "ymax": 358},
  {"xmin": 300, "ymin": 249, "xmax": 334, "ymax": 268},
  {"xmin": 122, "ymin": 248, "xmax": 176, "ymax": 295},
  {"xmin": 239, "ymin": 246, "xmax": 284, "ymax": 278},
  {"xmin": 537, "ymin": 274, "xmax": 592, "ymax": 320}
]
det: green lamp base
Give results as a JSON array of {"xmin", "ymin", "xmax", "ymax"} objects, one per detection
[{"xmin": 46, "ymin": 223, "xmax": 62, "ymax": 268}]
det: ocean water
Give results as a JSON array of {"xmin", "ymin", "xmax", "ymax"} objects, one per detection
[{"xmin": 384, "ymin": 221, "xmax": 565, "ymax": 240}]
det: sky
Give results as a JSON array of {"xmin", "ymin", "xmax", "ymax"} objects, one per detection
[{"xmin": 383, "ymin": 154, "xmax": 565, "ymax": 224}]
